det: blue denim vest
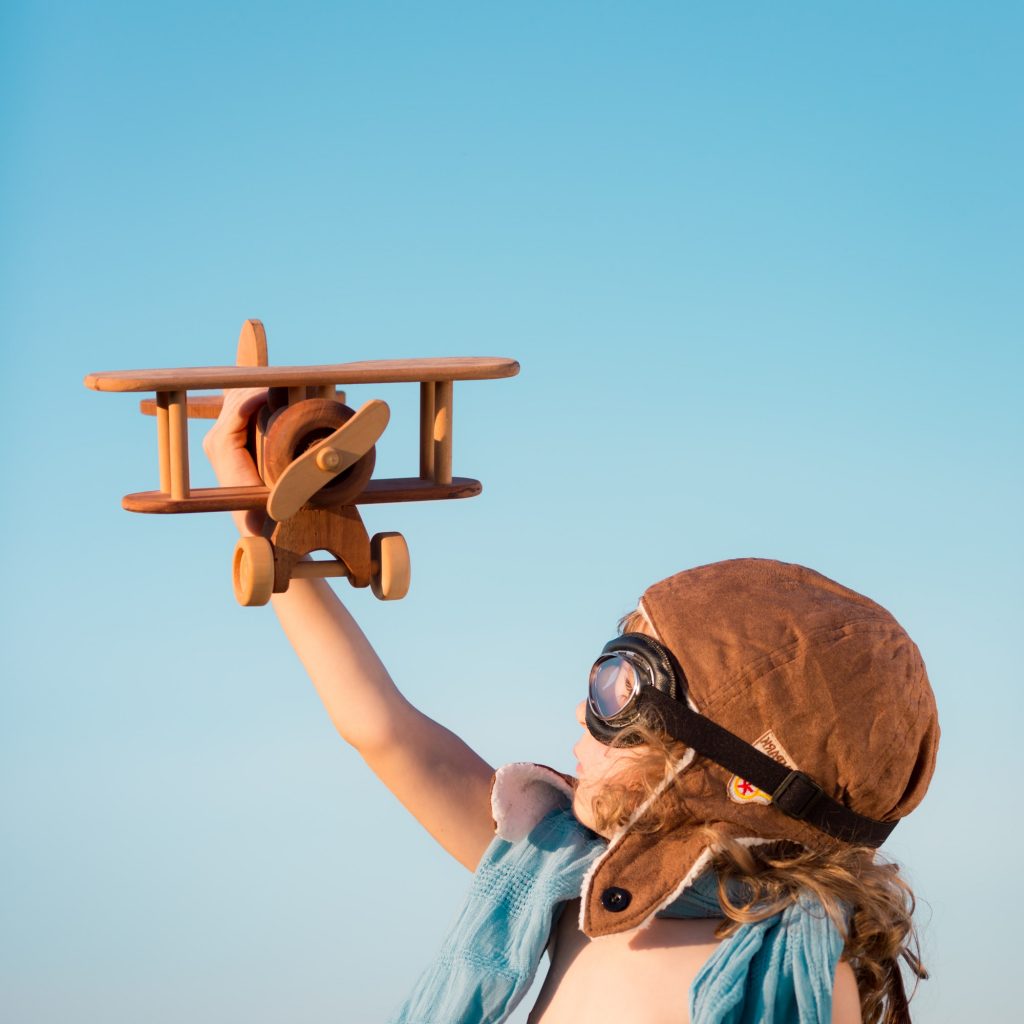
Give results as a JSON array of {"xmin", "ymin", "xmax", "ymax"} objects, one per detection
[{"xmin": 390, "ymin": 805, "xmax": 843, "ymax": 1024}]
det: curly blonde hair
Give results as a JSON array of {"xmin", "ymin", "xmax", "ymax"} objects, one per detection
[{"xmin": 590, "ymin": 611, "xmax": 927, "ymax": 1024}]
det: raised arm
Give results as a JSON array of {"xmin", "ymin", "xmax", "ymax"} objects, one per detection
[{"xmin": 203, "ymin": 389, "xmax": 497, "ymax": 871}]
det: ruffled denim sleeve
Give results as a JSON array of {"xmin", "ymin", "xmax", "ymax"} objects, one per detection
[
  {"xmin": 390, "ymin": 793, "xmax": 846, "ymax": 1024},
  {"xmin": 389, "ymin": 807, "xmax": 605, "ymax": 1024},
  {"xmin": 690, "ymin": 894, "xmax": 845, "ymax": 1024}
]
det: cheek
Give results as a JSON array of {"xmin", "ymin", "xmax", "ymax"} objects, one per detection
[
  {"xmin": 579, "ymin": 737, "xmax": 636, "ymax": 786},
  {"xmin": 572, "ymin": 743, "xmax": 642, "ymax": 834},
  {"xmin": 577, "ymin": 731, "xmax": 611, "ymax": 768}
]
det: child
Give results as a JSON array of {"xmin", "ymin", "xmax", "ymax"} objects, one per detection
[{"xmin": 204, "ymin": 390, "xmax": 939, "ymax": 1024}]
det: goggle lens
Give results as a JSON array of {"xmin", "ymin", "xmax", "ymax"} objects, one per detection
[{"xmin": 588, "ymin": 654, "xmax": 643, "ymax": 720}]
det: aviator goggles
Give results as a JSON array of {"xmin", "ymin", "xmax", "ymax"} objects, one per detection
[
  {"xmin": 586, "ymin": 633, "xmax": 683, "ymax": 746},
  {"xmin": 584, "ymin": 632, "xmax": 898, "ymax": 848},
  {"xmin": 588, "ymin": 651, "xmax": 647, "ymax": 720}
]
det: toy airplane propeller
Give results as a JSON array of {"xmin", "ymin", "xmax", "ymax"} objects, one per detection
[{"xmin": 85, "ymin": 319, "xmax": 519, "ymax": 605}]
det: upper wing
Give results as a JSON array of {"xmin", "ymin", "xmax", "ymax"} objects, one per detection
[{"xmin": 84, "ymin": 357, "xmax": 519, "ymax": 393}]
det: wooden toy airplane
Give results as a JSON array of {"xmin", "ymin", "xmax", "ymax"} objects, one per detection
[{"xmin": 85, "ymin": 320, "xmax": 519, "ymax": 605}]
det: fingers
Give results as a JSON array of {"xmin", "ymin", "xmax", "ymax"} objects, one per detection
[
  {"xmin": 222, "ymin": 387, "xmax": 268, "ymax": 422},
  {"xmin": 213, "ymin": 387, "xmax": 268, "ymax": 436},
  {"xmin": 203, "ymin": 388, "xmax": 268, "ymax": 465}
]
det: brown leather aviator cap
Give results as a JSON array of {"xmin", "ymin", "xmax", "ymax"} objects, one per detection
[{"xmin": 579, "ymin": 557, "xmax": 940, "ymax": 937}]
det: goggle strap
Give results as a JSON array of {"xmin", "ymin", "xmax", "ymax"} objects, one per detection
[{"xmin": 644, "ymin": 689, "xmax": 897, "ymax": 848}]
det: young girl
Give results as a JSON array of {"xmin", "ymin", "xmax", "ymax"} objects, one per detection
[{"xmin": 204, "ymin": 390, "xmax": 939, "ymax": 1024}]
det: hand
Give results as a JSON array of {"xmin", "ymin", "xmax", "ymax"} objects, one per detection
[{"xmin": 202, "ymin": 387, "xmax": 268, "ymax": 534}]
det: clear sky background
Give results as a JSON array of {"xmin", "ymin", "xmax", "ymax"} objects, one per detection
[{"xmin": 1, "ymin": 2, "xmax": 1020, "ymax": 1021}]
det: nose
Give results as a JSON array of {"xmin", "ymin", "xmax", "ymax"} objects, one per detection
[{"xmin": 575, "ymin": 699, "xmax": 587, "ymax": 726}]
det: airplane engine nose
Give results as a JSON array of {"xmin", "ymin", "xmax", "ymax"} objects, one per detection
[{"xmin": 262, "ymin": 398, "xmax": 378, "ymax": 509}]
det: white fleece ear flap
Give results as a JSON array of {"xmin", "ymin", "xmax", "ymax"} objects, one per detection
[{"xmin": 490, "ymin": 763, "xmax": 576, "ymax": 842}]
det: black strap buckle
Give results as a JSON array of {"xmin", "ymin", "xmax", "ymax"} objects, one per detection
[{"xmin": 772, "ymin": 770, "xmax": 825, "ymax": 821}]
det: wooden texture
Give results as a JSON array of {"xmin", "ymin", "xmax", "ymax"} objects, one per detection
[
  {"xmin": 271, "ymin": 506, "xmax": 372, "ymax": 592},
  {"xmin": 168, "ymin": 390, "xmax": 190, "ymax": 498},
  {"xmin": 267, "ymin": 387, "xmax": 290, "ymax": 414},
  {"xmin": 236, "ymin": 320, "xmax": 268, "ymax": 368},
  {"xmin": 262, "ymin": 399, "xmax": 376, "ymax": 512},
  {"xmin": 254, "ymin": 404, "xmax": 270, "ymax": 481},
  {"xmin": 139, "ymin": 389, "xmax": 346, "ymax": 419},
  {"xmin": 291, "ymin": 559, "xmax": 350, "ymax": 580},
  {"xmin": 419, "ymin": 381, "xmax": 435, "ymax": 479},
  {"xmin": 316, "ymin": 448, "xmax": 342, "ymax": 471},
  {"xmin": 370, "ymin": 531, "xmax": 411, "ymax": 600},
  {"xmin": 86, "ymin": 356, "xmax": 520, "ymax": 393},
  {"xmin": 232, "ymin": 535, "xmax": 275, "ymax": 606},
  {"xmin": 433, "ymin": 380, "xmax": 453, "ymax": 485},
  {"xmin": 155, "ymin": 392, "xmax": 171, "ymax": 492},
  {"xmin": 315, "ymin": 384, "xmax": 340, "ymax": 402},
  {"xmin": 121, "ymin": 476, "xmax": 482, "ymax": 513},
  {"xmin": 258, "ymin": 397, "xmax": 342, "ymax": 485},
  {"xmin": 266, "ymin": 399, "xmax": 390, "ymax": 522}
]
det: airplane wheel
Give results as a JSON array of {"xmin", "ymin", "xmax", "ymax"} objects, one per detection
[
  {"xmin": 370, "ymin": 532, "xmax": 410, "ymax": 601},
  {"xmin": 263, "ymin": 399, "xmax": 375, "ymax": 508},
  {"xmin": 233, "ymin": 536, "xmax": 275, "ymax": 606}
]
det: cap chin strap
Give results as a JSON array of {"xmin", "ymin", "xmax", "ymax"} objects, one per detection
[{"xmin": 642, "ymin": 688, "xmax": 897, "ymax": 848}]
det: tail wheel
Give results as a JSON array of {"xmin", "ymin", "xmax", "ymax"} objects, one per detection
[
  {"xmin": 232, "ymin": 536, "xmax": 276, "ymax": 606},
  {"xmin": 370, "ymin": 532, "xmax": 410, "ymax": 601}
]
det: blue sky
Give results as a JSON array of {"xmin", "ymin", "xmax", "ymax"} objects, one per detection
[{"xmin": 2, "ymin": 3, "xmax": 1021, "ymax": 1021}]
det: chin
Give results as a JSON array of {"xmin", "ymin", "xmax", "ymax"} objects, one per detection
[{"xmin": 571, "ymin": 791, "xmax": 596, "ymax": 833}]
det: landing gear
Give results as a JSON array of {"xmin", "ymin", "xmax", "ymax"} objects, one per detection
[
  {"xmin": 371, "ymin": 532, "xmax": 411, "ymax": 601},
  {"xmin": 232, "ymin": 536, "xmax": 275, "ymax": 607}
]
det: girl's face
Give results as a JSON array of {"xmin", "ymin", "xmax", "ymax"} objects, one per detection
[{"xmin": 571, "ymin": 699, "xmax": 640, "ymax": 837}]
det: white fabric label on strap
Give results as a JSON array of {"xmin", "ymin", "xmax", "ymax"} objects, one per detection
[{"xmin": 727, "ymin": 730, "xmax": 798, "ymax": 806}]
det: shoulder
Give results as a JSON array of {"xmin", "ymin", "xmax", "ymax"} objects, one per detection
[{"xmin": 832, "ymin": 960, "xmax": 862, "ymax": 1024}]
